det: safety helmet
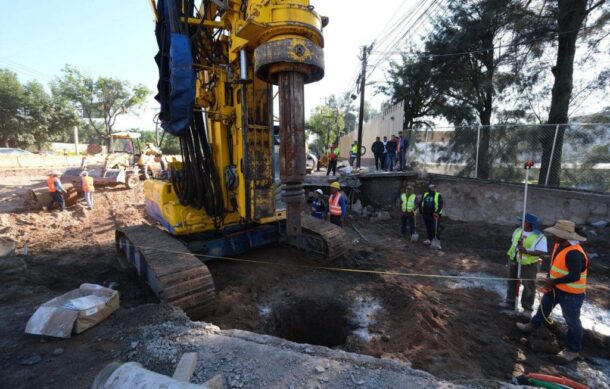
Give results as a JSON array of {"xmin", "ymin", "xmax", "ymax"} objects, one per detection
[{"xmin": 330, "ymin": 182, "xmax": 341, "ymax": 190}]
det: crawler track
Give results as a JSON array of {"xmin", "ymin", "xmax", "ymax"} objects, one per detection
[
  {"xmin": 115, "ymin": 225, "xmax": 216, "ymax": 319},
  {"xmin": 300, "ymin": 214, "xmax": 349, "ymax": 261}
]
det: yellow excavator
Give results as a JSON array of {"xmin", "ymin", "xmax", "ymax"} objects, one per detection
[{"xmin": 116, "ymin": 0, "xmax": 347, "ymax": 318}]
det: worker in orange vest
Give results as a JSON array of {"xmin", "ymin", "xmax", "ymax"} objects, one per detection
[
  {"xmin": 326, "ymin": 142, "xmax": 340, "ymax": 177},
  {"xmin": 80, "ymin": 171, "xmax": 95, "ymax": 210},
  {"xmin": 328, "ymin": 182, "xmax": 346, "ymax": 227},
  {"xmin": 46, "ymin": 171, "xmax": 67, "ymax": 211},
  {"xmin": 516, "ymin": 220, "xmax": 589, "ymax": 364}
]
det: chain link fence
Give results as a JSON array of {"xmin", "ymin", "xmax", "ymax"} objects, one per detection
[{"xmin": 411, "ymin": 123, "xmax": 610, "ymax": 193}]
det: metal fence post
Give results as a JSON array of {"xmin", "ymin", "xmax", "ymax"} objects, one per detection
[
  {"xmin": 474, "ymin": 125, "xmax": 481, "ymax": 179},
  {"xmin": 545, "ymin": 124, "xmax": 560, "ymax": 186}
]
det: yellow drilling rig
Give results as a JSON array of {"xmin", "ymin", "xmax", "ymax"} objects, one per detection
[{"xmin": 116, "ymin": 0, "xmax": 347, "ymax": 318}]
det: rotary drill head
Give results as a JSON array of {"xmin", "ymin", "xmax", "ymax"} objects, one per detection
[{"xmin": 247, "ymin": 2, "xmax": 326, "ymax": 236}]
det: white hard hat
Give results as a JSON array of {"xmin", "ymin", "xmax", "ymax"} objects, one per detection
[
  {"xmin": 315, "ymin": 189, "xmax": 323, "ymax": 195},
  {"xmin": 80, "ymin": 170, "xmax": 89, "ymax": 176}
]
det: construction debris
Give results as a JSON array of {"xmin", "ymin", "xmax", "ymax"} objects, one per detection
[{"xmin": 25, "ymin": 283, "xmax": 119, "ymax": 338}]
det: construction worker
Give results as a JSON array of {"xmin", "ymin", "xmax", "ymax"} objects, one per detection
[
  {"xmin": 500, "ymin": 213, "xmax": 547, "ymax": 319},
  {"xmin": 517, "ymin": 220, "xmax": 589, "ymax": 364},
  {"xmin": 47, "ymin": 171, "xmax": 67, "ymax": 212},
  {"xmin": 326, "ymin": 142, "xmax": 340, "ymax": 177},
  {"xmin": 80, "ymin": 171, "xmax": 95, "ymax": 210},
  {"xmin": 400, "ymin": 185, "xmax": 418, "ymax": 239},
  {"xmin": 398, "ymin": 131, "xmax": 410, "ymax": 171},
  {"xmin": 419, "ymin": 183, "xmax": 443, "ymax": 248},
  {"xmin": 381, "ymin": 136, "xmax": 388, "ymax": 170},
  {"xmin": 311, "ymin": 189, "xmax": 326, "ymax": 220},
  {"xmin": 328, "ymin": 182, "xmax": 346, "ymax": 227},
  {"xmin": 385, "ymin": 136, "xmax": 398, "ymax": 171},
  {"xmin": 371, "ymin": 137, "xmax": 384, "ymax": 171},
  {"xmin": 349, "ymin": 141, "xmax": 358, "ymax": 167}
]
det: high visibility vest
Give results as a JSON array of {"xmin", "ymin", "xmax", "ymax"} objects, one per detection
[
  {"xmin": 329, "ymin": 193, "xmax": 343, "ymax": 216},
  {"xmin": 507, "ymin": 228, "xmax": 544, "ymax": 265},
  {"xmin": 422, "ymin": 192, "xmax": 442, "ymax": 214},
  {"xmin": 82, "ymin": 176, "xmax": 95, "ymax": 192},
  {"xmin": 351, "ymin": 145, "xmax": 358, "ymax": 155},
  {"xmin": 401, "ymin": 193, "xmax": 416, "ymax": 213},
  {"xmin": 549, "ymin": 243, "xmax": 588, "ymax": 294},
  {"xmin": 48, "ymin": 177, "xmax": 57, "ymax": 193}
]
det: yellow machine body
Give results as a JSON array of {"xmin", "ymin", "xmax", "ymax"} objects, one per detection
[{"xmin": 145, "ymin": 0, "xmax": 325, "ymax": 236}]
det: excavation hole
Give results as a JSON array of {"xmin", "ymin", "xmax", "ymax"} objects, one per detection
[{"xmin": 267, "ymin": 296, "xmax": 352, "ymax": 348}]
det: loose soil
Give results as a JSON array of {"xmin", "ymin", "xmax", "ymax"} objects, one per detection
[{"xmin": 0, "ymin": 173, "xmax": 608, "ymax": 388}]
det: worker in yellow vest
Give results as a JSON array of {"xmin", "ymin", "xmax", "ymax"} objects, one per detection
[
  {"xmin": 328, "ymin": 182, "xmax": 346, "ymax": 227},
  {"xmin": 46, "ymin": 171, "xmax": 67, "ymax": 212},
  {"xmin": 80, "ymin": 171, "xmax": 95, "ymax": 210},
  {"xmin": 517, "ymin": 220, "xmax": 589, "ymax": 364},
  {"xmin": 349, "ymin": 141, "xmax": 358, "ymax": 167},
  {"xmin": 400, "ymin": 185, "xmax": 418, "ymax": 239},
  {"xmin": 500, "ymin": 213, "xmax": 547, "ymax": 319}
]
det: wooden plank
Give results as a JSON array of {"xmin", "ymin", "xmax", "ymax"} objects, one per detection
[{"xmin": 172, "ymin": 352, "xmax": 198, "ymax": 382}]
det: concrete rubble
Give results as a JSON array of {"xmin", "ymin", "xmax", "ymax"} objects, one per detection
[{"xmin": 119, "ymin": 305, "xmax": 514, "ymax": 388}]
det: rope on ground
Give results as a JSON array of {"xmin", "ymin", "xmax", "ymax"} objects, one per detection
[{"xmin": 118, "ymin": 241, "xmax": 542, "ymax": 283}]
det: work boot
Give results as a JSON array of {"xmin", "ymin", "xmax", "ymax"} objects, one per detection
[
  {"xmin": 554, "ymin": 349, "xmax": 579, "ymax": 364},
  {"xmin": 423, "ymin": 239, "xmax": 431, "ymax": 245},
  {"xmin": 517, "ymin": 310, "xmax": 532, "ymax": 321},
  {"xmin": 516, "ymin": 322, "xmax": 533, "ymax": 332}
]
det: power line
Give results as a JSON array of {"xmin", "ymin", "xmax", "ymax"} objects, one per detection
[{"xmin": 370, "ymin": 24, "xmax": 605, "ymax": 59}]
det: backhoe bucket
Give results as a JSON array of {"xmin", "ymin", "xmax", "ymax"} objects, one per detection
[{"xmin": 25, "ymin": 184, "xmax": 78, "ymax": 210}]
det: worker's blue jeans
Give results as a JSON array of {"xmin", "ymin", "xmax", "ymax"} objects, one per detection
[
  {"xmin": 531, "ymin": 289, "xmax": 585, "ymax": 352},
  {"xmin": 48, "ymin": 192, "xmax": 65, "ymax": 211},
  {"xmin": 385, "ymin": 153, "xmax": 396, "ymax": 171}
]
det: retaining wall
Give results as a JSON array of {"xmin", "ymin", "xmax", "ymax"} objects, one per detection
[
  {"xmin": 331, "ymin": 173, "xmax": 609, "ymax": 226},
  {"xmin": 431, "ymin": 175, "xmax": 609, "ymax": 226}
]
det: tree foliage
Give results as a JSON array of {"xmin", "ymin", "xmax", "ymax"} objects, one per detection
[
  {"xmin": 52, "ymin": 65, "xmax": 150, "ymax": 146},
  {"xmin": 0, "ymin": 69, "xmax": 79, "ymax": 149}
]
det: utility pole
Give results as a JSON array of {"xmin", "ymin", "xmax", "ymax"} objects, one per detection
[{"xmin": 356, "ymin": 45, "xmax": 371, "ymax": 168}]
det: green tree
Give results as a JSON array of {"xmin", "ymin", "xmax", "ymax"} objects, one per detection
[
  {"xmin": 424, "ymin": 0, "xmax": 522, "ymax": 179},
  {"xmin": 53, "ymin": 65, "xmax": 150, "ymax": 146},
  {"xmin": 536, "ymin": 0, "xmax": 609, "ymax": 185},
  {"xmin": 380, "ymin": 54, "xmax": 444, "ymax": 132},
  {"xmin": 0, "ymin": 70, "xmax": 24, "ymax": 147}
]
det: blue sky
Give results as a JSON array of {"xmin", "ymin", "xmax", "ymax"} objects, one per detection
[
  {"xmin": 0, "ymin": 0, "xmax": 412, "ymax": 130},
  {"xmin": 0, "ymin": 0, "xmax": 158, "ymax": 90}
]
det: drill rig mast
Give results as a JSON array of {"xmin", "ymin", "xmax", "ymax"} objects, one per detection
[{"xmin": 116, "ymin": 0, "xmax": 347, "ymax": 318}]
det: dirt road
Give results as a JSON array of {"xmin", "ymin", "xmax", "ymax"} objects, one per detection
[{"xmin": 0, "ymin": 173, "xmax": 608, "ymax": 388}]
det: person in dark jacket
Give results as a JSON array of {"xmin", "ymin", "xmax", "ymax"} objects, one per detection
[
  {"xmin": 516, "ymin": 220, "xmax": 589, "ymax": 364},
  {"xmin": 419, "ymin": 183, "xmax": 443, "ymax": 248},
  {"xmin": 371, "ymin": 137, "xmax": 384, "ymax": 171},
  {"xmin": 311, "ymin": 189, "xmax": 326, "ymax": 220},
  {"xmin": 385, "ymin": 136, "xmax": 398, "ymax": 171}
]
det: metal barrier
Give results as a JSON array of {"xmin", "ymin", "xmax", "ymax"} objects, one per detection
[{"xmin": 410, "ymin": 123, "xmax": 610, "ymax": 193}]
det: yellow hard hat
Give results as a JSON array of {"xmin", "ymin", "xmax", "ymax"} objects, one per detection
[{"xmin": 330, "ymin": 182, "xmax": 341, "ymax": 190}]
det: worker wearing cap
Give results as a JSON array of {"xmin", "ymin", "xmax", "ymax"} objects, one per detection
[
  {"xmin": 311, "ymin": 189, "xmax": 326, "ymax": 220},
  {"xmin": 328, "ymin": 182, "xmax": 347, "ymax": 226},
  {"xmin": 400, "ymin": 185, "xmax": 418, "ymax": 239},
  {"xmin": 517, "ymin": 220, "xmax": 589, "ymax": 364},
  {"xmin": 80, "ymin": 171, "xmax": 95, "ymax": 210},
  {"xmin": 500, "ymin": 213, "xmax": 547, "ymax": 319},
  {"xmin": 419, "ymin": 183, "xmax": 443, "ymax": 247},
  {"xmin": 46, "ymin": 171, "xmax": 67, "ymax": 212}
]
